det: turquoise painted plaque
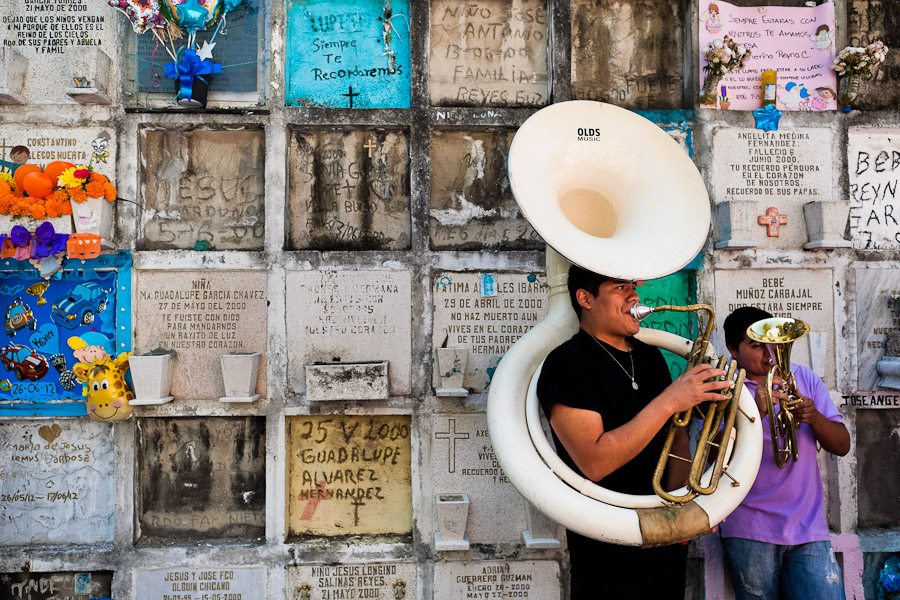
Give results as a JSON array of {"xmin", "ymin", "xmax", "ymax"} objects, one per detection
[
  {"xmin": 286, "ymin": 0, "xmax": 411, "ymax": 108},
  {"xmin": 638, "ymin": 271, "xmax": 698, "ymax": 380}
]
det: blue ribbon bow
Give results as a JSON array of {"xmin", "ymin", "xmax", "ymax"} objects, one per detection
[{"xmin": 164, "ymin": 49, "xmax": 224, "ymax": 102}]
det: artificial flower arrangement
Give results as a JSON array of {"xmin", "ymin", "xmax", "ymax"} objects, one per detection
[
  {"xmin": 700, "ymin": 35, "xmax": 751, "ymax": 106},
  {"xmin": 0, "ymin": 161, "xmax": 116, "ymax": 222},
  {"xmin": 831, "ymin": 41, "xmax": 889, "ymax": 111}
]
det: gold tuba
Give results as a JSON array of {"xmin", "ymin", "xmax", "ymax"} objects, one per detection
[
  {"xmin": 487, "ymin": 100, "xmax": 762, "ymax": 547},
  {"xmin": 746, "ymin": 317, "xmax": 810, "ymax": 468},
  {"xmin": 629, "ymin": 303, "xmax": 746, "ymax": 504}
]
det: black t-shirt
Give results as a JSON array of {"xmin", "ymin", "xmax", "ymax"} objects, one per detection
[{"xmin": 537, "ymin": 328, "xmax": 673, "ymax": 494}]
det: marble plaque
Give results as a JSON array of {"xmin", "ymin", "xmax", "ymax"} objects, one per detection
[
  {"xmin": 848, "ymin": 1, "xmax": 900, "ymax": 111},
  {"xmin": 714, "ymin": 269, "xmax": 835, "ymax": 388},
  {"xmin": 0, "ymin": 126, "xmax": 116, "ymax": 175},
  {"xmin": 137, "ymin": 417, "xmax": 266, "ymax": 541},
  {"xmin": 286, "ymin": 563, "xmax": 417, "ymax": 600},
  {"xmin": 0, "ymin": 419, "xmax": 114, "ymax": 545},
  {"xmin": 288, "ymin": 129, "xmax": 410, "ymax": 250},
  {"xmin": 856, "ymin": 409, "xmax": 900, "ymax": 528},
  {"xmin": 431, "ymin": 413, "xmax": 525, "ymax": 543},
  {"xmin": 286, "ymin": 0, "xmax": 411, "ymax": 108},
  {"xmin": 432, "ymin": 272, "xmax": 548, "ymax": 393},
  {"xmin": 430, "ymin": 129, "xmax": 541, "ymax": 250},
  {"xmin": 287, "ymin": 415, "xmax": 412, "ymax": 537},
  {"xmin": 854, "ymin": 268, "xmax": 900, "ymax": 391},
  {"xmin": 134, "ymin": 566, "xmax": 265, "ymax": 600},
  {"xmin": 0, "ymin": 0, "xmax": 117, "ymax": 104},
  {"xmin": 286, "ymin": 270, "xmax": 411, "ymax": 396},
  {"xmin": 139, "ymin": 128, "xmax": 265, "ymax": 251},
  {"xmin": 0, "ymin": 571, "xmax": 112, "ymax": 600},
  {"xmin": 429, "ymin": 0, "xmax": 549, "ymax": 107},
  {"xmin": 571, "ymin": 0, "xmax": 683, "ymax": 109},
  {"xmin": 714, "ymin": 128, "xmax": 832, "ymax": 248},
  {"xmin": 848, "ymin": 128, "xmax": 900, "ymax": 251},
  {"xmin": 434, "ymin": 561, "xmax": 560, "ymax": 600},
  {"xmin": 134, "ymin": 270, "xmax": 267, "ymax": 401}
]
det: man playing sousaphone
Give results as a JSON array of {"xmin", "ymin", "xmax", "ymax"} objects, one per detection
[
  {"xmin": 719, "ymin": 306, "xmax": 849, "ymax": 600},
  {"xmin": 537, "ymin": 265, "xmax": 736, "ymax": 599}
]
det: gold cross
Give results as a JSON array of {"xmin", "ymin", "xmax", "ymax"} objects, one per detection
[{"xmin": 363, "ymin": 137, "xmax": 377, "ymax": 158}]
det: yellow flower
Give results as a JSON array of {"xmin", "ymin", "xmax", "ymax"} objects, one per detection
[
  {"xmin": 0, "ymin": 173, "xmax": 12, "ymax": 185},
  {"xmin": 58, "ymin": 166, "xmax": 87, "ymax": 189}
]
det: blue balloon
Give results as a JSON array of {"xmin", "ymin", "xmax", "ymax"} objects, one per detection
[
  {"xmin": 174, "ymin": 0, "xmax": 212, "ymax": 33},
  {"xmin": 223, "ymin": 0, "xmax": 242, "ymax": 13}
]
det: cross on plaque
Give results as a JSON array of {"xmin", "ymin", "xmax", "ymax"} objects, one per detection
[
  {"xmin": 343, "ymin": 85, "xmax": 361, "ymax": 108},
  {"xmin": 350, "ymin": 496, "xmax": 366, "ymax": 525},
  {"xmin": 299, "ymin": 480, "xmax": 332, "ymax": 520},
  {"xmin": 758, "ymin": 206, "xmax": 788, "ymax": 237},
  {"xmin": 0, "ymin": 139, "xmax": 10, "ymax": 173},
  {"xmin": 363, "ymin": 137, "xmax": 377, "ymax": 158},
  {"xmin": 435, "ymin": 418, "xmax": 469, "ymax": 473}
]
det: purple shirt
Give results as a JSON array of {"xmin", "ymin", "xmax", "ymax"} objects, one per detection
[{"xmin": 719, "ymin": 363, "xmax": 843, "ymax": 545}]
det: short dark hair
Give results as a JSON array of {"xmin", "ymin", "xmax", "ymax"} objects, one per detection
[
  {"xmin": 567, "ymin": 264, "xmax": 610, "ymax": 318},
  {"xmin": 723, "ymin": 306, "xmax": 773, "ymax": 351}
]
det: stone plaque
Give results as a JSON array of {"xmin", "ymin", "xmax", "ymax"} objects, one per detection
[
  {"xmin": 0, "ymin": 571, "xmax": 112, "ymax": 600},
  {"xmin": 848, "ymin": 128, "xmax": 900, "ymax": 251},
  {"xmin": 0, "ymin": 126, "xmax": 116, "ymax": 175},
  {"xmin": 288, "ymin": 129, "xmax": 410, "ymax": 250},
  {"xmin": 134, "ymin": 566, "xmax": 266, "ymax": 600},
  {"xmin": 854, "ymin": 268, "xmax": 900, "ymax": 391},
  {"xmin": 429, "ymin": 0, "xmax": 549, "ymax": 107},
  {"xmin": 286, "ymin": 270, "xmax": 411, "ymax": 396},
  {"xmin": 714, "ymin": 269, "xmax": 835, "ymax": 388},
  {"xmin": 714, "ymin": 128, "xmax": 832, "ymax": 248},
  {"xmin": 434, "ymin": 561, "xmax": 560, "ymax": 600},
  {"xmin": 134, "ymin": 270, "xmax": 267, "ymax": 401},
  {"xmin": 0, "ymin": 419, "xmax": 114, "ymax": 545},
  {"xmin": 139, "ymin": 128, "xmax": 265, "ymax": 251},
  {"xmin": 0, "ymin": 0, "xmax": 117, "ymax": 104},
  {"xmin": 137, "ymin": 417, "xmax": 266, "ymax": 541},
  {"xmin": 571, "ymin": 0, "xmax": 683, "ymax": 109},
  {"xmin": 286, "ymin": 0, "xmax": 411, "ymax": 108},
  {"xmin": 285, "ymin": 563, "xmax": 417, "ymax": 600},
  {"xmin": 430, "ymin": 129, "xmax": 541, "ymax": 250},
  {"xmin": 432, "ymin": 272, "xmax": 548, "ymax": 393},
  {"xmin": 431, "ymin": 413, "xmax": 525, "ymax": 543},
  {"xmin": 856, "ymin": 409, "xmax": 900, "ymax": 528},
  {"xmin": 287, "ymin": 415, "xmax": 412, "ymax": 537},
  {"xmin": 841, "ymin": 392, "xmax": 900, "ymax": 409},
  {"xmin": 134, "ymin": 0, "xmax": 262, "ymax": 96},
  {"xmin": 848, "ymin": 0, "xmax": 900, "ymax": 111}
]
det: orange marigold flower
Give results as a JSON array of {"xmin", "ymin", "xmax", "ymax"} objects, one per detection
[
  {"xmin": 31, "ymin": 206, "xmax": 46, "ymax": 220},
  {"xmin": 70, "ymin": 188, "xmax": 87, "ymax": 203},
  {"xmin": 89, "ymin": 172, "xmax": 108, "ymax": 185},
  {"xmin": 85, "ymin": 181, "xmax": 105, "ymax": 198},
  {"xmin": 104, "ymin": 184, "xmax": 117, "ymax": 201},
  {"xmin": 51, "ymin": 189, "xmax": 69, "ymax": 203}
]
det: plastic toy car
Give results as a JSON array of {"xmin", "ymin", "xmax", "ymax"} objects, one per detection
[
  {"xmin": 50, "ymin": 282, "xmax": 110, "ymax": 329},
  {"xmin": 0, "ymin": 344, "xmax": 49, "ymax": 381},
  {"xmin": 5, "ymin": 298, "xmax": 36, "ymax": 337}
]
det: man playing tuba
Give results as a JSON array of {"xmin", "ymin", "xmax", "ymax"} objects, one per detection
[
  {"xmin": 537, "ymin": 265, "xmax": 736, "ymax": 599},
  {"xmin": 719, "ymin": 306, "xmax": 849, "ymax": 600}
]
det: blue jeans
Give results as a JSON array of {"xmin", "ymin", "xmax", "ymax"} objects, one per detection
[{"xmin": 721, "ymin": 537, "xmax": 846, "ymax": 600}]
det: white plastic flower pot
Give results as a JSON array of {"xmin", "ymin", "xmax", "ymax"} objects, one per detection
[
  {"xmin": 220, "ymin": 352, "xmax": 261, "ymax": 402},
  {"xmin": 70, "ymin": 196, "xmax": 113, "ymax": 244},
  {"xmin": 128, "ymin": 353, "xmax": 175, "ymax": 405}
]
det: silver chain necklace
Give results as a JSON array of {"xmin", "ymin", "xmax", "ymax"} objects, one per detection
[{"xmin": 590, "ymin": 335, "xmax": 638, "ymax": 390}]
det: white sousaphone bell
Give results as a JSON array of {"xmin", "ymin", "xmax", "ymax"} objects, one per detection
[{"xmin": 487, "ymin": 101, "xmax": 763, "ymax": 546}]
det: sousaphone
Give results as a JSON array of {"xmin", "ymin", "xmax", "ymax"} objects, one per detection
[{"xmin": 487, "ymin": 101, "xmax": 763, "ymax": 546}]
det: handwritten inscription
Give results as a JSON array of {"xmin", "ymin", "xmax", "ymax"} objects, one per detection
[
  {"xmin": 134, "ymin": 566, "xmax": 265, "ymax": 600},
  {"xmin": 0, "ymin": 571, "xmax": 112, "ymax": 600},
  {"xmin": 429, "ymin": 0, "xmax": 548, "ymax": 106},
  {"xmin": 289, "ymin": 130, "xmax": 410, "ymax": 250},
  {"xmin": 288, "ymin": 416, "xmax": 412, "ymax": 537},
  {"xmin": 0, "ymin": 420, "xmax": 114, "ymax": 545},
  {"xmin": 848, "ymin": 129, "xmax": 900, "ymax": 250},
  {"xmin": 135, "ymin": 271, "xmax": 267, "ymax": 401},
  {"xmin": 140, "ymin": 129, "xmax": 265, "ymax": 250},
  {"xmin": 287, "ymin": 271, "xmax": 411, "ymax": 395},
  {"xmin": 842, "ymin": 394, "xmax": 900, "ymax": 408}
]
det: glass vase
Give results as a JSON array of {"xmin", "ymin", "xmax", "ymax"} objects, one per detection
[
  {"xmin": 839, "ymin": 73, "xmax": 861, "ymax": 113},
  {"xmin": 699, "ymin": 74, "xmax": 722, "ymax": 106}
]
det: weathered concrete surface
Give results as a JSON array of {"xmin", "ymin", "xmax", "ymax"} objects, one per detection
[
  {"xmin": 856, "ymin": 409, "xmax": 900, "ymax": 529},
  {"xmin": 848, "ymin": 0, "xmax": 900, "ymax": 110}
]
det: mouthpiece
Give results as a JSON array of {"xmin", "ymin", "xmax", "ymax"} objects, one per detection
[{"xmin": 629, "ymin": 303, "xmax": 655, "ymax": 322}]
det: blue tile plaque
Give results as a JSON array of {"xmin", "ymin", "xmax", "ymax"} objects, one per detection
[{"xmin": 286, "ymin": 0, "xmax": 411, "ymax": 108}]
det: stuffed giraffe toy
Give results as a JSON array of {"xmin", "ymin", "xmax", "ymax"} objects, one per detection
[{"xmin": 73, "ymin": 352, "xmax": 134, "ymax": 422}]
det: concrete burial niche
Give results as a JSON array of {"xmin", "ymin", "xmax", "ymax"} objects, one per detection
[
  {"xmin": 430, "ymin": 129, "xmax": 542, "ymax": 250},
  {"xmin": 428, "ymin": 0, "xmax": 550, "ymax": 107},
  {"xmin": 0, "ymin": 571, "xmax": 113, "ymax": 599},
  {"xmin": 138, "ymin": 127, "xmax": 266, "ymax": 251},
  {"xmin": 136, "ymin": 416, "xmax": 266, "ymax": 542},
  {"xmin": 571, "ymin": 0, "xmax": 684, "ymax": 109},
  {"xmin": 847, "ymin": 0, "xmax": 900, "ymax": 111},
  {"xmin": 286, "ymin": 563, "xmax": 418, "ymax": 600},
  {"xmin": 287, "ymin": 128, "xmax": 411, "ymax": 250},
  {"xmin": 856, "ymin": 410, "xmax": 900, "ymax": 529}
]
